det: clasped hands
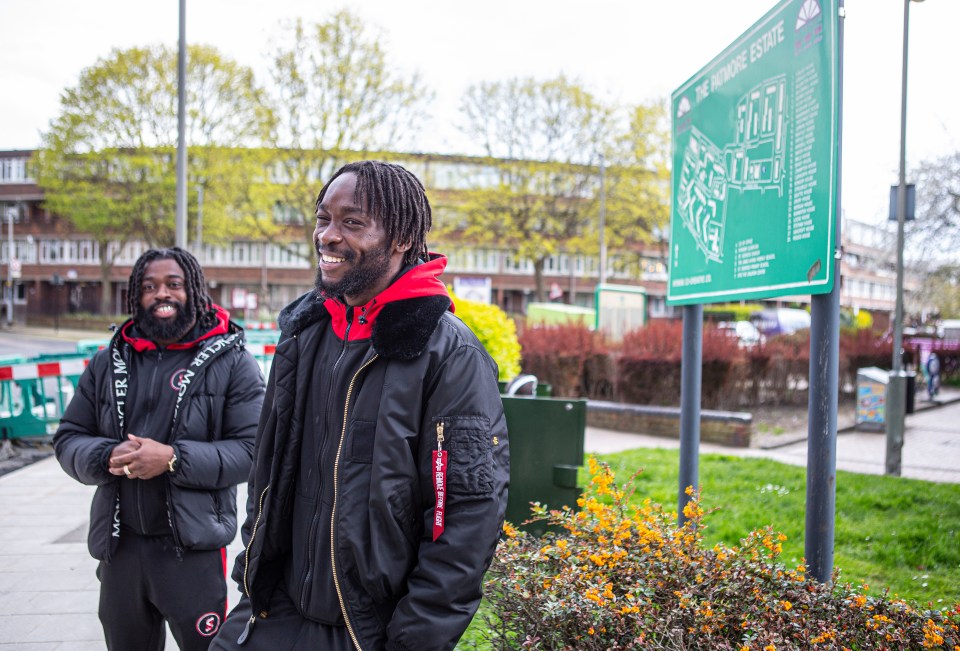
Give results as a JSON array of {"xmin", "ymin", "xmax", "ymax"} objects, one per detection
[{"xmin": 108, "ymin": 434, "xmax": 174, "ymax": 481}]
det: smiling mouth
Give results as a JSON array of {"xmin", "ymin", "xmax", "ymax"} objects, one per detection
[
  {"xmin": 153, "ymin": 304, "xmax": 177, "ymax": 317},
  {"xmin": 320, "ymin": 253, "xmax": 346, "ymax": 264}
]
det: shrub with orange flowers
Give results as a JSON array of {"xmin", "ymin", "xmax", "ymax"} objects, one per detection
[{"xmin": 482, "ymin": 459, "xmax": 960, "ymax": 650}]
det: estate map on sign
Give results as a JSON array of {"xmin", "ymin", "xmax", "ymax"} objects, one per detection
[{"xmin": 667, "ymin": 0, "xmax": 838, "ymax": 305}]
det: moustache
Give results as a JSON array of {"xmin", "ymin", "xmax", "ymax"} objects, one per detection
[{"xmin": 317, "ymin": 247, "xmax": 355, "ymax": 262}]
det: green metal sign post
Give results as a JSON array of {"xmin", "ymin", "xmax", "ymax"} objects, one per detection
[{"xmin": 668, "ymin": 0, "xmax": 839, "ymax": 305}]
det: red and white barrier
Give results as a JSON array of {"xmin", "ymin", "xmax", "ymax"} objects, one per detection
[
  {"xmin": 0, "ymin": 359, "xmax": 88, "ymax": 381},
  {"xmin": 245, "ymin": 344, "xmax": 277, "ymax": 357},
  {"xmin": 242, "ymin": 322, "xmax": 278, "ymax": 330}
]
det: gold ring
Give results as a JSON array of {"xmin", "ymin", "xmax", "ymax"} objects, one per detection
[{"xmin": 123, "ymin": 464, "xmax": 131, "ymax": 477}]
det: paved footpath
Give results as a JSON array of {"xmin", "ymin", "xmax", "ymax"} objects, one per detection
[
  {"xmin": 0, "ymin": 460, "xmax": 247, "ymax": 650},
  {"xmin": 586, "ymin": 392, "xmax": 960, "ymax": 484}
]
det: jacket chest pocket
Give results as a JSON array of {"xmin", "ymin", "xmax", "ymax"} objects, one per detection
[
  {"xmin": 436, "ymin": 416, "xmax": 493, "ymax": 497},
  {"xmin": 348, "ymin": 420, "xmax": 377, "ymax": 463}
]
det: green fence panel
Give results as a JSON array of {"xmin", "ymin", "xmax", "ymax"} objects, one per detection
[{"xmin": 0, "ymin": 357, "xmax": 86, "ymax": 439}]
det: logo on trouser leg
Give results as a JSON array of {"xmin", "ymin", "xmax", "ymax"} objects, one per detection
[{"xmin": 196, "ymin": 613, "xmax": 221, "ymax": 637}]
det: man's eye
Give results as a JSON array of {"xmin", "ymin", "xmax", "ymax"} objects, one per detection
[{"xmin": 142, "ymin": 284, "xmax": 155, "ymax": 292}]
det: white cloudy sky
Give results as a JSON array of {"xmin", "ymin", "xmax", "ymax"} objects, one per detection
[{"xmin": 1, "ymin": 0, "xmax": 957, "ymax": 227}]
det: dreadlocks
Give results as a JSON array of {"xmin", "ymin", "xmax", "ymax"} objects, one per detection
[
  {"xmin": 315, "ymin": 160, "xmax": 432, "ymax": 266},
  {"xmin": 127, "ymin": 247, "xmax": 216, "ymax": 330}
]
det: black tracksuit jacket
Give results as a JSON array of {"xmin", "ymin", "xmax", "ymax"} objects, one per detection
[{"xmin": 54, "ymin": 306, "xmax": 264, "ymax": 560}]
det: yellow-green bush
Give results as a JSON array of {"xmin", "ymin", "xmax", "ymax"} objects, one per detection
[{"xmin": 451, "ymin": 294, "xmax": 521, "ymax": 381}]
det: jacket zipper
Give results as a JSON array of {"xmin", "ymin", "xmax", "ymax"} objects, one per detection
[
  {"xmin": 331, "ymin": 353, "xmax": 379, "ymax": 651},
  {"xmin": 238, "ymin": 331, "xmax": 296, "ymax": 644},
  {"xmin": 136, "ymin": 349, "xmax": 164, "ymax": 534},
  {"xmin": 238, "ymin": 482, "xmax": 271, "ymax": 644},
  {"xmin": 300, "ymin": 308, "xmax": 353, "ymax": 613}
]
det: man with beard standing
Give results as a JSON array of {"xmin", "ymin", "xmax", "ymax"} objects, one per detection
[
  {"xmin": 54, "ymin": 247, "xmax": 265, "ymax": 650},
  {"xmin": 211, "ymin": 160, "xmax": 509, "ymax": 651}
]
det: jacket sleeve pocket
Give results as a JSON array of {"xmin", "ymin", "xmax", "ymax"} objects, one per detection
[{"xmin": 435, "ymin": 416, "xmax": 493, "ymax": 497}]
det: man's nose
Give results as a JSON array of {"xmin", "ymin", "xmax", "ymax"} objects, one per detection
[{"xmin": 317, "ymin": 222, "xmax": 342, "ymax": 246}]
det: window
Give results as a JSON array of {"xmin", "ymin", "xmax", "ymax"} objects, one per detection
[
  {"xmin": 40, "ymin": 241, "xmax": 61, "ymax": 263},
  {"xmin": 0, "ymin": 157, "xmax": 27, "ymax": 183}
]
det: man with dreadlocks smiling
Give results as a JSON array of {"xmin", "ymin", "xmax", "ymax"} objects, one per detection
[
  {"xmin": 211, "ymin": 160, "xmax": 509, "ymax": 651},
  {"xmin": 54, "ymin": 247, "xmax": 265, "ymax": 650}
]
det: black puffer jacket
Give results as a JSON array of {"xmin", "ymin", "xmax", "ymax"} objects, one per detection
[
  {"xmin": 233, "ymin": 255, "xmax": 509, "ymax": 651},
  {"xmin": 54, "ymin": 306, "xmax": 264, "ymax": 560}
]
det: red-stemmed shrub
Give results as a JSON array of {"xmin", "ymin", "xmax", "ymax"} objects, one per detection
[
  {"xmin": 518, "ymin": 322, "xmax": 609, "ymax": 397},
  {"xmin": 617, "ymin": 321, "xmax": 741, "ymax": 408},
  {"xmin": 763, "ymin": 331, "xmax": 811, "ymax": 405}
]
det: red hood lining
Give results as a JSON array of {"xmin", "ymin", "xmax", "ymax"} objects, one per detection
[{"xmin": 324, "ymin": 254, "xmax": 452, "ymax": 341}]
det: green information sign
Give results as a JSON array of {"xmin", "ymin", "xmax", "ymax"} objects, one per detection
[{"xmin": 667, "ymin": 0, "xmax": 839, "ymax": 305}]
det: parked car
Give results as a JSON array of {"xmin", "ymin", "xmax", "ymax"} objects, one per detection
[{"xmin": 717, "ymin": 320, "xmax": 766, "ymax": 348}]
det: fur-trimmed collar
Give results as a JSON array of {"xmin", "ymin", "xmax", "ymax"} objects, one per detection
[{"xmin": 277, "ymin": 291, "xmax": 451, "ymax": 361}]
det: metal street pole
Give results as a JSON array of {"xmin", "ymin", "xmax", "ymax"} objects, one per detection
[
  {"xmin": 804, "ymin": 0, "xmax": 844, "ymax": 583},
  {"xmin": 886, "ymin": 0, "xmax": 923, "ymax": 476},
  {"xmin": 195, "ymin": 184, "xmax": 204, "ymax": 250},
  {"xmin": 598, "ymin": 154, "xmax": 607, "ymax": 285},
  {"xmin": 175, "ymin": 0, "xmax": 188, "ymax": 249},
  {"xmin": 678, "ymin": 303, "xmax": 702, "ymax": 526},
  {"xmin": 5, "ymin": 206, "xmax": 13, "ymax": 327}
]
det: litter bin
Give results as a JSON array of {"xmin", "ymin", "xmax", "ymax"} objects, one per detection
[
  {"xmin": 501, "ymin": 395, "xmax": 585, "ymax": 535},
  {"xmin": 855, "ymin": 367, "xmax": 888, "ymax": 431}
]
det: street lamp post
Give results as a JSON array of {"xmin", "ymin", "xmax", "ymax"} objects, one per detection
[
  {"xmin": 5, "ymin": 206, "xmax": 15, "ymax": 328},
  {"xmin": 598, "ymin": 154, "xmax": 607, "ymax": 286},
  {"xmin": 886, "ymin": 0, "xmax": 925, "ymax": 476},
  {"xmin": 175, "ymin": 0, "xmax": 188, "ymax": 248}
]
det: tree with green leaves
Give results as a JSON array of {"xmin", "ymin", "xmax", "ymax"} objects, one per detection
[
  {"xmin": 453, "ymin": 75, "xmax": 615, "ymax": 301},
  {"xmin": 909, "ymin": 263, "xmax": 960, "ymax": 321},
  {"xmin": 601, "ymin": 100, "xmax": 672, "ymax": 275},
  {"xmin": 36, "ymin": 44, "xmax": 271, "ymax": 314},
  {"xmin": 261, "ymin": 11, "xmax": 433, "ymax": 261}
]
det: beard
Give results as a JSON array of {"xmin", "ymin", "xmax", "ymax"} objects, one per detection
[
  {"xmin": 137, "ymin": 300, "xmax": 195, "ymax": 343},
  {"xmin": 315, "ymin": 244, "xmax": 394, "ymax": 300}
]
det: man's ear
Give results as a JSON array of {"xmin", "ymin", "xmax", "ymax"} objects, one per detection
[{"xmin": 395, "ymin": 241, "xmax": 412, "ymax": 253}]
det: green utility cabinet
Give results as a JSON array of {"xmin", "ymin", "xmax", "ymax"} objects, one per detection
[{"xmin": 501, "ymin": 396, "xmax": 586, "ymax": 534}]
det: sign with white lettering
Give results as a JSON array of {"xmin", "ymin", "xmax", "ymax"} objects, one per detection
[{"xmin": 668, "ymin": 0, "xmax": 838, "ymax": 305}]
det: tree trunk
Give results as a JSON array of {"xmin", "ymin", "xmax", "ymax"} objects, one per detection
[
  {"xmin": 99, "ymin": 262, "xmax": 115, "ymax": 316},
  {"xmin": 99, "ymin": 239, "xmax": 123, "ymax": 317},
  {"xmin": 533, "ymin": 257, "xmax": 546, "ymax": 302}
]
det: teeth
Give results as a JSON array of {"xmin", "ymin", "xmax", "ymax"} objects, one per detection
[
  {"xmin": 322, "ymin": 254, "xmax": 345, "ymax": 263},
  {"xmin": 155, "ymin": 305, "xmax": 175, "ymax": 315}
]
